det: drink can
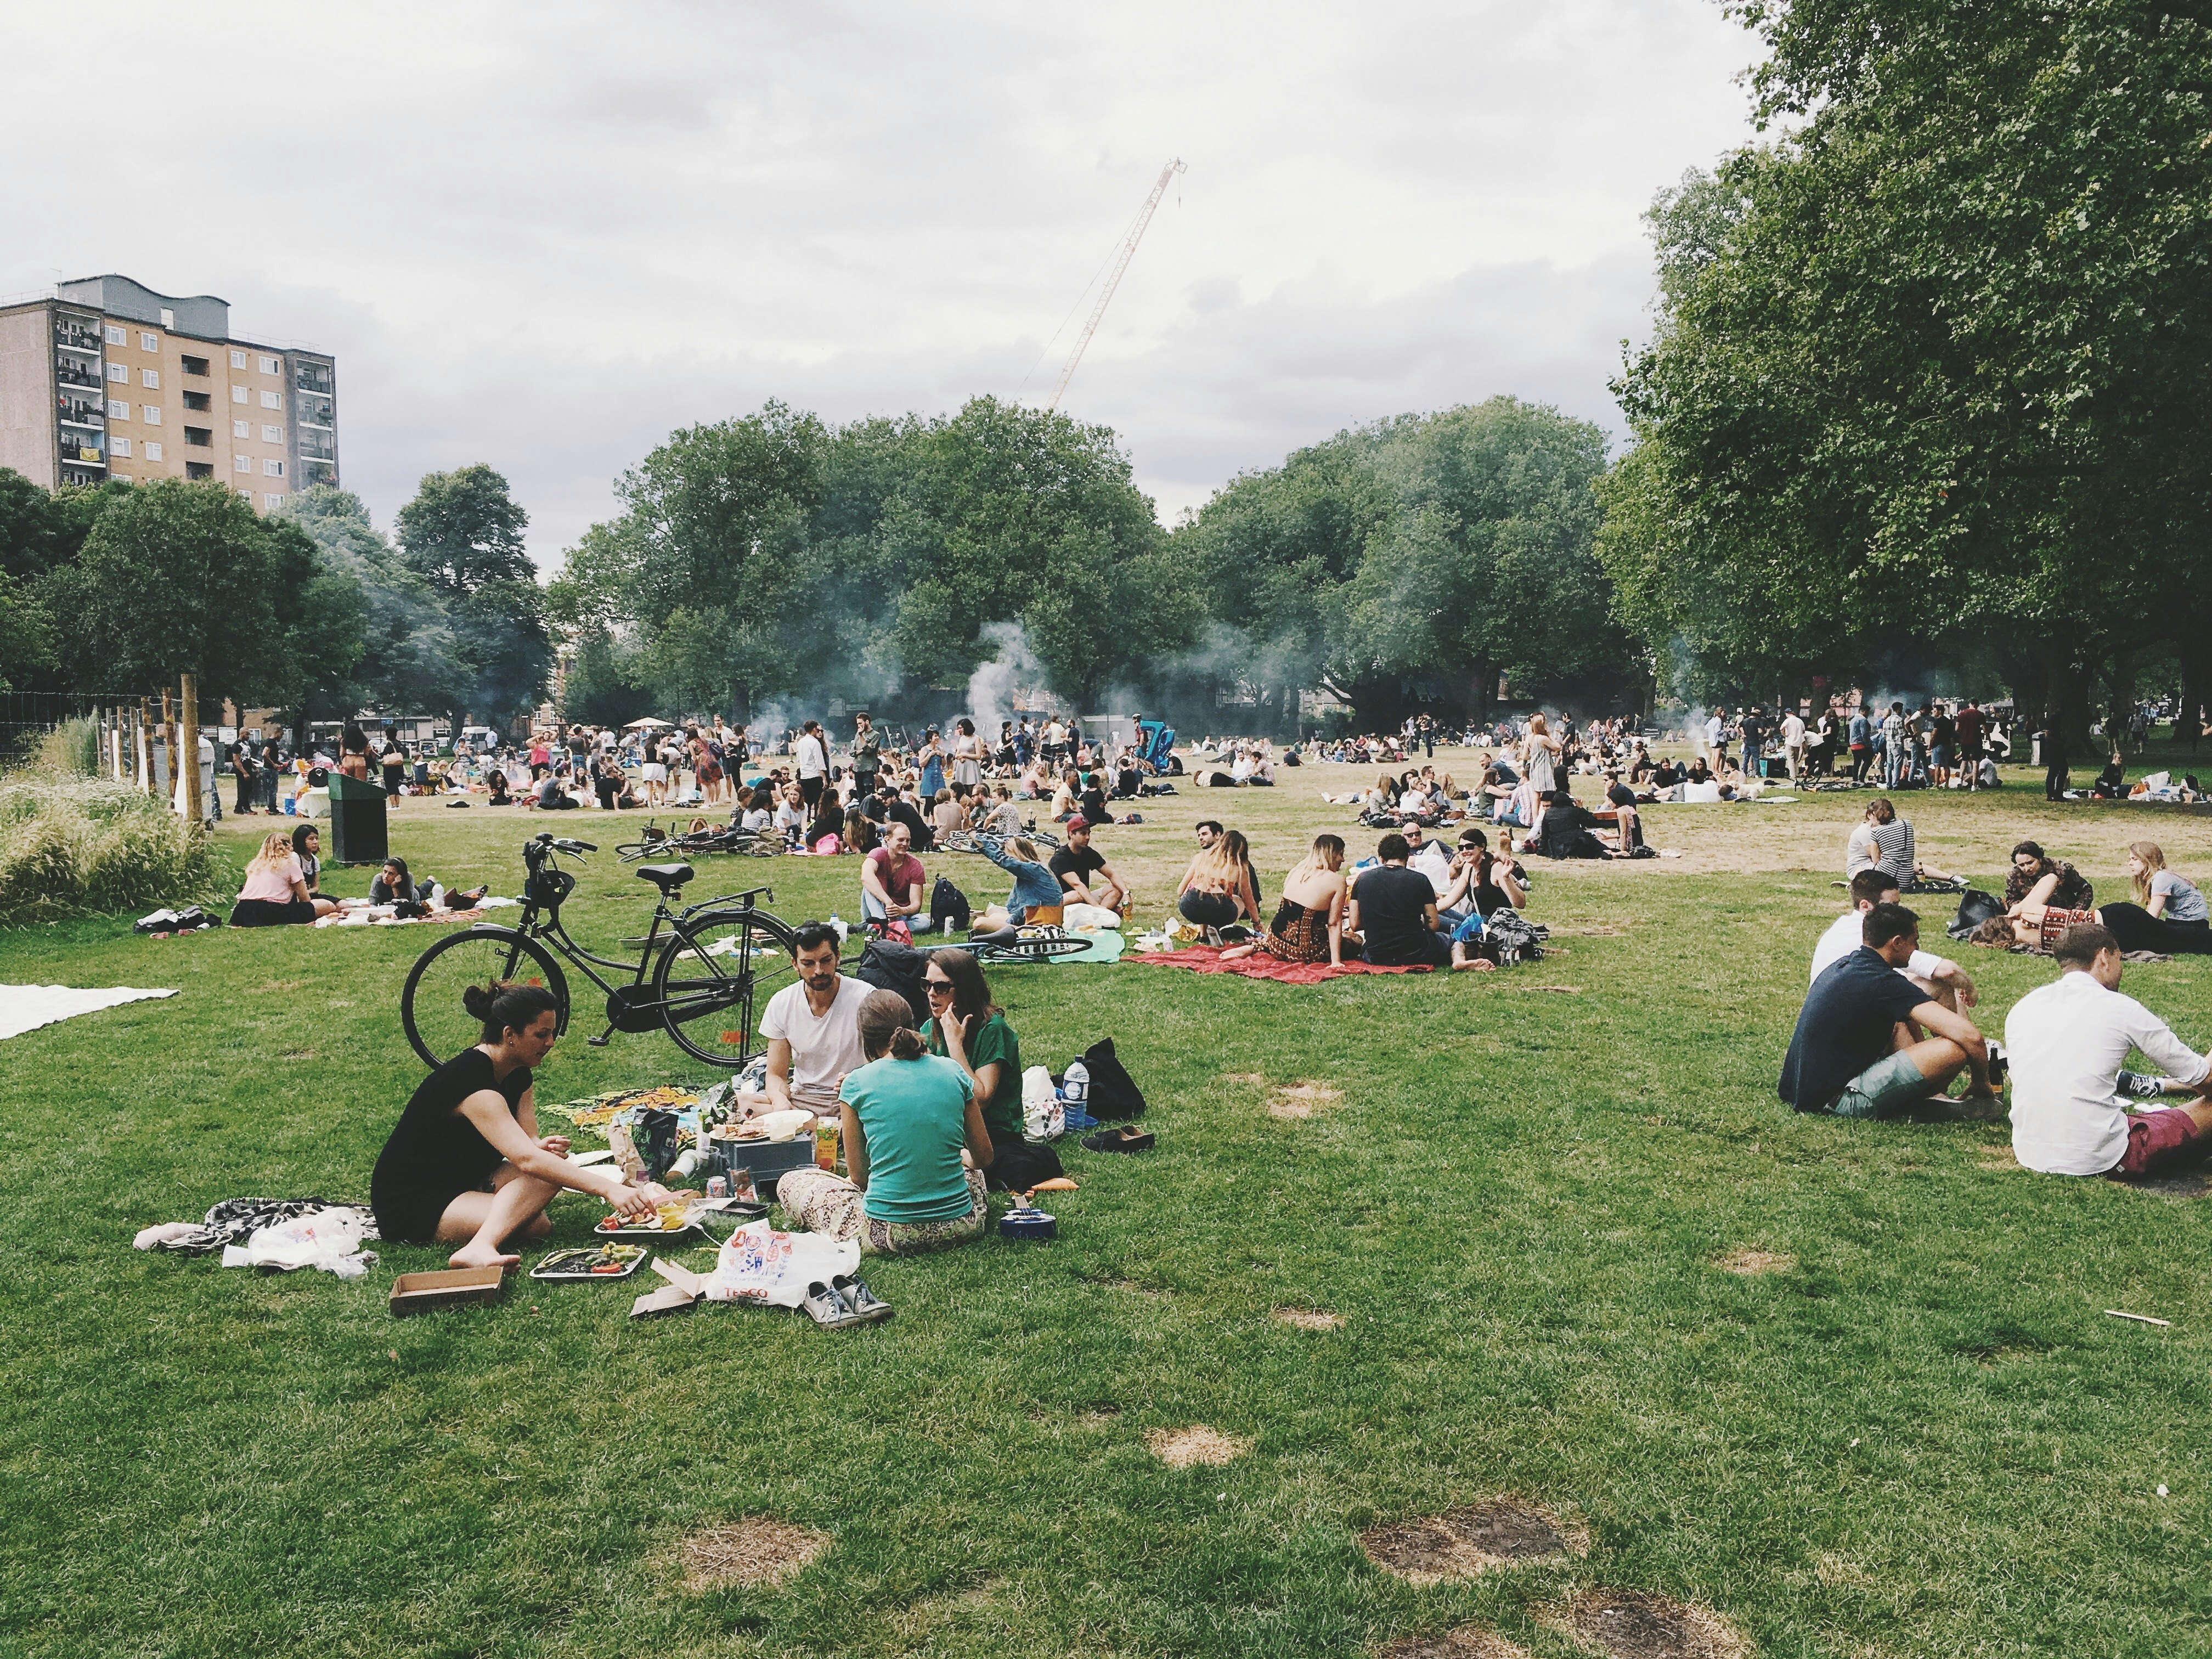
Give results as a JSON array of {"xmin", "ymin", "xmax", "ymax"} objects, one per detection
[{"xmin": 706, "ymin": 1175, "xmax": 727, "ymax": 1201}]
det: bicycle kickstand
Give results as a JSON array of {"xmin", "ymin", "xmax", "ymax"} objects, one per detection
[{"xmin": 588, "ymin": 1023, "xmax": 616, "ymax": 1048}]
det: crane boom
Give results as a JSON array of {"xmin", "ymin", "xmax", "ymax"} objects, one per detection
[{"xmin": 1046, "ymin": 157, "xmax": 1185, "ymax": 411}]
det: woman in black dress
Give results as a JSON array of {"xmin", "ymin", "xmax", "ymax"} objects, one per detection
[{"xmin": 370, "ymin": 981, "xmax": 675, "ymax": 1268}]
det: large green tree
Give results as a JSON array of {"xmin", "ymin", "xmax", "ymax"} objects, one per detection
[
  {"xmin": 283, "ymin": 486, "xmax": 469, "ymax": 725},
  {"xmin": 395, "ymin": 465, "xmax": 552, "ymax": 727},
  {"xmin": 1602, "ymin": 0, "xmax": 2212, "ymax": 768}
]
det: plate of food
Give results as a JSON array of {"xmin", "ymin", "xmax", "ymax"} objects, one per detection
[
  {"xmin": 594, "ymin": 1200, "xmax": 701, "ymax": 1239},
  {"xmin": 530, "ymin": 1243, "xmax": 650, "ymax": 1280}
]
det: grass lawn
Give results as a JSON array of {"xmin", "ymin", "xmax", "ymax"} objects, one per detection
[{"xmin": 6, "ymin": 747, "xmax": 2212, "ymax": 1657}]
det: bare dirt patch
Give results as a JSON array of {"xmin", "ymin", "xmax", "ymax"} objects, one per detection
[
  {"xmin": 1379, "ymin": 1626, "xmax": 1532, "ymax": 1659},
  {"xmin": 1222, "ymin": 1071, "xmax": 1268, "ymax": 1085},
  {"xmin": 1147, "ymin": 1425, "xmax": 1252, "ymax": 1468},
  {"xmin": 1558, "ymin": 1589, "xmax": 1748, "ymax": 1659},
  {"xmin": 1267, "ymin": 1081, "xmax": 1344, "ymax": 1120},
  {"xmin": 1516, "ymin": 984, "xmax": 1583, "ymax": 995},
  {"xmin": 1715, "ymin": 1249, "xmax": 1796, "ymax": 1276},
  {"xmin": 1553, "ymin": 924, "xmax": 1629, "ymax": 937},
  {"xmin": 1274, "ymin": 1307, "xmax": 1344, "ymax": 1331},
  {"xmin": 1359, "ymin": 1500, "xmax": 1581, "ymax": 1584},
  {"xmin": 677, "ymin": 1517, "xmax": 830, "ymax": 1593}
]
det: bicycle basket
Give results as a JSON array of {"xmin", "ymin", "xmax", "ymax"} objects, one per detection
[{"xmin": 526, "ymin": 866, "xmax": 575, "ymax": 909}]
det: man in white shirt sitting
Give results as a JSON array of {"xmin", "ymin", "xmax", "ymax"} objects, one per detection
[
  {"xmin": 1400, "ymin": 822, "xmax": 1454, "ymax": 897},
  {"xmin": 2005, "ymin": 920, "xmax": 2212, "ymax": 1178},
  {"xmin": 741, "ymin": 921, "xmax": 869, "ymax": 1119},
  {"xmin": 1813, "ymin": 870, "xmax": 1978, "ymax": 1012}
]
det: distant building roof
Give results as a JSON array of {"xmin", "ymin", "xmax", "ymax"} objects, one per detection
[{"xmin": 58, "ymin": 274, "xmax": 229, "ymax": 341}]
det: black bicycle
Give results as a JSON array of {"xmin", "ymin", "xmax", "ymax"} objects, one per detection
[
  {"xmin": 398, "ymin": 833, "xmax": 797, "ymax": 1070},
  {"xmin": 615, "ymin": 817, "xmax": 783, "ymax": 862}
]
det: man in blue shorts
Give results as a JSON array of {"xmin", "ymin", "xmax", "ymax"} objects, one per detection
[{"xmin": 1780, "ymin": 902, "xmax": 1998, "ymax": 1118}]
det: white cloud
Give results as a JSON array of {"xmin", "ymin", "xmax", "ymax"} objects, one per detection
[{"xmin": 0, "ymin": 0, "xmax": 1758, "ymax": 562}]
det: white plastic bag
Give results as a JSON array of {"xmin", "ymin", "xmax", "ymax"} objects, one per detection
[
  {"xmin": 1021, "ymin": 1065, "xmax": 1064, "ymax": 1139},
  {"xmin": 704, "ymin": 1218, "xmax": 858, "ymax": 1308},
  {"xmin": 1063, "ymin": 902, "xmax": 1122, "ymax": 931},
  {"xmin": 223, "ymin": 1207, "xmax": 378, "ymax": 1279}
]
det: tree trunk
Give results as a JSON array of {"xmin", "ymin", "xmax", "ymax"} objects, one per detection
[
  {"xmin": 2041, "ymin": 633, "xmax": 2087, "ymax": 798},
  {"xmin": 2180, "ymin": 637, "xmax": 2209, "ymax": 756}
]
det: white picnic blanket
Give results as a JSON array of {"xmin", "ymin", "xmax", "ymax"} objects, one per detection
[{"xmin": 0, "ymin": 983, "xmax": 177, "ymax": 1040}]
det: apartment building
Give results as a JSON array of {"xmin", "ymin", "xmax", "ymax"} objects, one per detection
[{"xmin": 0, "ymin": 273, "xmax": 337, "ymax": 509}]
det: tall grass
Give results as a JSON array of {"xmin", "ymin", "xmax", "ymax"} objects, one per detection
[
  {"xmin": 36, "ymin": 716, "xmax": 101, "ymax": 778},
  {"xmin": 0, "ymin": 777, "xmax": 229, "ymax": 925}
]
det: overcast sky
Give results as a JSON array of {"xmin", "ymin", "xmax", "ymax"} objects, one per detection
[{"xmin": 1, "ymin": 2, "xmax": 1760, "ymax": 568}]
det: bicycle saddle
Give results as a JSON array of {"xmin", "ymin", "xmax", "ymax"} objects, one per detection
[{"xmin": 635, "ymin": 862, "xmax": 695, "ymax": 891}]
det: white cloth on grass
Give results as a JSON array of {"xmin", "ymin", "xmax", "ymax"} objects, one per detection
[{"xmin": 0, "ymin": 984, "xmax": 176, "ymax": 1041}]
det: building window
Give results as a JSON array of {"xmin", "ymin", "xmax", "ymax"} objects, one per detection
[
  {"xmin": 234, "ymin": 455, "xmax": 251, "ymax": 472},
  {"xmin": 258, "ymin": 354, "xmax": 278, "ymax": 375},
  {"xmin": 107, "ymin": 364, "xmax": 127, "ymax": 383},
  {"xmin": 112, "ymin": 438, "xmax": 131, "ymax": 459},
  {"xmin": 141, "ymin": 369, "xmax": 159, "ymax": 389},
  {"xmin": 230, "ymin": 349, "xmax": 246, "ymax": 369},
  {"xmin": 104, "ymin": 325, "xmax": 125, "ymax": 346},
  {"xmin": 185, "ymin": 426, "xmax": 212, "ymax": 447},
  {"xmin": 180, "ymin": 355, "xmax": 209, "ymax": 377},
  {"xmin": 107, "ymin": 399, "xmax": 129, "ymax": 420},
  {"xmin": 144, "ymin": 441, "xmax": 163, "ymax": 462},
  {"xmin": 142, "ymin": 405, "xmax": 161, "ymax": 425},
  {"xmin": 187, "ymin": 462, "xmax": 213, "ymax": 481},
  {"xmin": 260, "ymin": 390, "xmax": 281, "ymax": 410},
  {"xmin": 183, "ymin": 390, "xmax": 211, "ymax": 411},
  {"xmin": 262, "ymin": 424, "xmax": 282, "ymax": 443},
  {"xmin": 140, "ymin": 331, "xmax": 158, "ymax": 352},
  {"xmin": 238, "ymin": 488, "xmax": 253, "ymax": 501},
  {"xmin": 232, "ymin": 385, "xmax": 247, "ymax": 403},
  {"xmin": 263, "ymin": 492, "xmax": 284, "ymax": 509},
  {"xmin": 233, "ymin": 419, "xmax": 249, "ymax": 439},
  {"xmin": 263, "ymin": 458, "xmax": 284, "ymax": 477}
]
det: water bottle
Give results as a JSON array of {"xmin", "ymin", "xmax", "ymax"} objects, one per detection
[
  {"xmin": 830, "ymin": 915, "xmax": 848, "ymax": 944},
  {"xmin": 1063, "ymin": 1059, "xmax": 1089, "ymax": 1107}
]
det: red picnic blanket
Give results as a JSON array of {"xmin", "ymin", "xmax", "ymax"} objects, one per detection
[{"xmin": 1124, "ymin": 944, "xmax": 1431, "ymax": 983}]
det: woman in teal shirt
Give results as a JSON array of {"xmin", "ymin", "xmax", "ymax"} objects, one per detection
[
  {"xmin": 776, "ymin": 989, "xmax": 994, "ymax": 1254},
  {"xmin": 919, "ymin": 949, "xmax": 1062, "ymax": 1191}
]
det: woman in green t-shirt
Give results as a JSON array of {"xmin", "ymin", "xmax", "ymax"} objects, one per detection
[
  {"xmin": 776, "ymin": 990, "xmax": 994, "ymax": 1254},
  {"xmin": 920, "ymin": 950, "xmax": 1063, "ymax": 1191}
]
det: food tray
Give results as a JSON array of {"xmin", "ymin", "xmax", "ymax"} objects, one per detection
[
  {"xmin": 389, "ymin": 1265, "xmax": 506, "ymax": 1316},
  {"xmin": 530, "ymin": 1245, "xmax": 651, "ymax": 1282},
  {"xmin": 593, "ymin": 1216, "xmax": 703, "ymax": 1241}
]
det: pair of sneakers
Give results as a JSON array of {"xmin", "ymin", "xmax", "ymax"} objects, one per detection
[{"xmin": 803, "ymin": 1273, "xmax": 891, "ymax": 1330}]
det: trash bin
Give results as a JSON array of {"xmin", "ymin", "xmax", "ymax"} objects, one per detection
[{"xmin": 326, "ymin": 770, "xmax": 389, "ymax": 866}]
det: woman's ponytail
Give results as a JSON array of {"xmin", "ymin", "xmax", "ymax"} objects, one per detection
[
  {"xmin": 856, "ymin": 988, "xmax": 923, "ymax": 1060},
  {"xmin": 888, "ymin": 1027, "xmax": 928, "ymax": 1061}
]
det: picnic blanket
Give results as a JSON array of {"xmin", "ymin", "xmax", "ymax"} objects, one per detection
[
  {"xmin": 0, "ymin": 983, "xmax": 177, "ymax": 1040},
  {"xmin": 1125, "ymin": 944, "xmax": 1431, "ymax": 983},
  {"xmin": 312, "ymin": 898, "xmax": 515, "ymax": 929}
]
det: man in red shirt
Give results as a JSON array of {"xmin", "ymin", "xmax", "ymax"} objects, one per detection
[
  {"xmin": 861, "ymin": 820, "xmax": 927, "ymax": 934},
  {"xmin": 1955, "ymin": 701, "xmax": 1985, "ymax": 791}
]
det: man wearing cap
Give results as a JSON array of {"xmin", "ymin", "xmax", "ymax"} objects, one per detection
[{"xmin": 1048, "ymin": 817, "xmax": 1129, "ymax": 915}]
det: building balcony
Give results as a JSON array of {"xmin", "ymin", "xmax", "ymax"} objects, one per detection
[
  {"xmin": 58, "ymin": 405, "xmax": 103, "ymax": 431},
  {"xmin": 184, "ymin": 426, "xmax": 213, "ymax": 447},
  {"xmin": 294, "ymin": 363, "xmax": 334, "ymax": 396},
  {"xmin": 185, "ymin": 461, "xmax": 213, "ymax": 481},
  {"xmin": 180, "ymin": 354, "xmax": 210, "ymax": 376},
  {"xmin": 56, "ymin": 363, "xmax": 100, "ymax": 390},
  {"xmin": 54, "ymin": 330, "xmax": 102, "ymax": 356}
]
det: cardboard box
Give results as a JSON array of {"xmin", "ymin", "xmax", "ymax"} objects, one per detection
[{"xmin": 389, "ymin": 1265, "xmax": 506, "ymax": 1317}]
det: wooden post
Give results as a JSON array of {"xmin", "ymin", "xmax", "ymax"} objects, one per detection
[
  {"xmin": 180, "ymin": 675, "xmax": 203, "ymax": 824},
  {"xmin": 161, "ymin": 690, "xmax": 179, "ymax": 815}
]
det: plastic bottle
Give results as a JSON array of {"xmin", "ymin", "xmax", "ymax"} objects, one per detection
[
  {"xmin": 829, "ymin": 915, "xmax": 848, "ymax": 944},
  {"xmin": 1063, "ymin": 1059, "xmax": 1089, "ymax": 1107}
]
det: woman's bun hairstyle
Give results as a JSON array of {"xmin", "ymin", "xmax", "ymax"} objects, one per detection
[
  {"xmin": 856, "ymin": 988, "xmax": 922, "ymax": 1060},
  {"xmin": 465, "ymin": 979, "xmax": 561, "ymax": 1043}
]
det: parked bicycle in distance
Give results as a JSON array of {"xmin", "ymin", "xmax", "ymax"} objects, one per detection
[{"xmin": 399, "ymin": 833, "xmax": 797, "ymax": 1069}]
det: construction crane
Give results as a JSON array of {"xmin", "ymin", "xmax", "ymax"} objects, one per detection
[{"xmin": 1046, "ymin": 156, "xmax": 1186, "ymax": 411}]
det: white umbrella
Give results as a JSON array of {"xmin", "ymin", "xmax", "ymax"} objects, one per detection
[{"xmin": 624, "ymin": 716, "xmax": 673, "ymax": 729}]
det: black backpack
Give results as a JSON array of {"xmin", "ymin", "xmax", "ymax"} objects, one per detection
[
  {"xmin": 1482, "ymin": 910, "xmax": 1546, "ymax": 965},
  {"xmin": 1074, "ymin": 1037, "xmax": 1146, "ymax": 1120},
  {"xmin": 929, "ymin": 875, "xmax": 972, "ymax": 935},
  {"xmin": 856, "ymin": 939, "xmax": 932, "ymax": 1024},
  {"xmin": 1949, "ymin": 888, "xmax": 2004, "ymax": 940}
]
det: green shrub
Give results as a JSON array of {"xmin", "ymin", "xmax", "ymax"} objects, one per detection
[{"xmin": 0, "ymin": 778, "xmax": 229, "ymax": 925}]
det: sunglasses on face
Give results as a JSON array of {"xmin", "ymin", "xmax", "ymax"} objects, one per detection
[{"xmin": 923, "ymin": 978, "xmax": 954, "ymax": 995}]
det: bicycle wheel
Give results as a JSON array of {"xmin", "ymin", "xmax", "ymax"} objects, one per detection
[
  {"xmin": 652, "ymin": 907, "xmax": 799, "ymax": 1067},
  {"xmin": 400, "ymin": 927, "xmax": 571, "ymax": 1070},
  {"xmin": 977, "ymin": 935, "xmax": 1093, "ymax": 964}
]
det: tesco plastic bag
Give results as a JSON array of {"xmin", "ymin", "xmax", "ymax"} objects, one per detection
[
  {"xmin": 704, "ymin": 1217, "xmax": 858, "ymax": 1308},
  {"xmin": 223, "ymin": 1207, "xmax": 379, "ymax": 1280},
  {"xmin": 1021, "ymin": 1064, "xmax": 1064, "ymax": 1140}
]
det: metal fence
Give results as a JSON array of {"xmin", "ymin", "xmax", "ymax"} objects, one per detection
[{"xmin": 0, "ymin": 684, "xmax": 228, "ymax": 818}]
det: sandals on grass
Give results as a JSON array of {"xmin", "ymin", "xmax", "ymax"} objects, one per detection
[{"xmin": 1080, "ymin": 1126, "xmax": 1155, "ymax": 1154}]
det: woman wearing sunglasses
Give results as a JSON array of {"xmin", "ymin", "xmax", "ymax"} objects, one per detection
[{"xmin": 919, "ymin": 949, "xmax": 1063, "ymax": 1190}]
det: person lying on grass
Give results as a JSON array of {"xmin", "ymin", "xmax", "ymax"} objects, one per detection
[
  {"xmin": 1218, "ymin": 833, "xmax": 1349, "ymax": 967},
  {"xmin": 230, "ymin": 831, "xmax": 338, "ymax": 926},
  {"xmin": 2006, "ymin": 921, "xmax": 2212, "ymax": 1180},
  {"xmin": 369, "ymin": 856, "xmax": 488, "ymax": 916},
  {"xmin": 776, "ymin": 989, "xmax": 994, "ymax": 1255},
  {"xmin": 1813, "ymin": 869, "xmax": 1978, "ymax": 1012},
  {"xmin": 1779, "ymin": 901, "xmax": 1998, "ymax": 1118},
  {"xmin": 370, "ymin": 980, "xmax": 678, "ymax": 1268},
  {"xmin": 974, "ymin": 834, "xmax": 1065, "ymax": 930}
]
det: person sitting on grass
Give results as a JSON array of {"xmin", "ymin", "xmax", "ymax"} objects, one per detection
[
  {"xmin": 2005, "ymin": 921, "xmax": 2212, "ymax": 1180},
  {"xmin": 1813, "ymin": 869, "xmax": 1978, "ymax": 1011},
  {"xmin": 524, "ymin": 769, "xmax": 579, "ymax": 810},
  {"xmin": 919, "ymin": 949, "xmax": 1058, "ymax": 1189},
  {"xmin": 775, "ymin": 989, "xmax": 994, "ymax": 1254},
  {"xmin": 1345, "ymin": 833, "xmax": 1448, "ymax": 969},
  {"xmin": 370, "ymin": 980, "xmax": 679, "ymax": 1268},
  {"xmin": 291, "ymin": 823, "xmax": 326, "ymax": 899},
  {"xmin": 1048, "ymin": 817, "xmax": 1130, "ymax": 915},
  {"xmin": 739, "ymin": 923, "xmax": 869, "ymax": 1118},
  {"xmin": 974, "ymin": 834, "xmax": 1065, "ymax": 930},
  {"xmin": 1218, "ymin": 833, "xmax": 1348, "ymax": 967},
  {"xmin": 2004, "ymin": 840, "xmax": 2095, "ymax": 912},
  {"xmin": 861, "ymin": 820, "xmax": 926, "ymax": 935},
  {"xmin": 1779, "ymin": 902, "xmax": 1997, "ymax": 1118},
  {"xmin": 370, "ymin": 856, "xmax": 488, "ymax": 916},
  {"xmin": 1175, "ymin": 828, "xmax": 1262, "ymax": 934},
  {"xmin": 1435, "ymin": 828, "xmax": 1527, "ymax": 928},
  {"xmin": 1843, "ymin": 798, "xmax": 1957, "ymax": 887},
  {"xmin": 485, "ymin": 768, "xmax": 512, "ymax": 806},
  {"xmin": 230, "ymin": 830, "xmax": 338, "ymax": 926}
]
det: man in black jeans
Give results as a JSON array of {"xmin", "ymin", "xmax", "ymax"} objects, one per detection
[{"xmin": 1347, "ymin": 834, "xmax": 1448, "ymax": 967}]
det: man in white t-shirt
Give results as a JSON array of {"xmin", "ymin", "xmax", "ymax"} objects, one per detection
[
  {"xmin": 1812, "ymin": 870, "xmax": 1977, "ymax": 1011},
  {"xmin": 1703, "ymin": 709, "xmax": 1725, "ymax": 764},
  {"xmin": 745, "ymin": 922, "xmax": 867, "ymax": 1118},
  {"xmin": 794, "ymin": 720, "xmax": 828, "ymax": 815},
  {"xmin": 1780, "ymin": 709, "xmax": 1807, "ymax": 780},
  {"xmin": 1400, "ymin": 823, "xmax": 1454, "ymax": 897},
  {"xmin": 2006, "ymin": 919, "xmax": 2212, "ymax": 1178}
]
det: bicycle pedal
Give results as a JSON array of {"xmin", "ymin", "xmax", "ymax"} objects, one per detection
[{"xmin": 587, "ymin": 1035, "xmax": 611, "ymax": 1048}]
